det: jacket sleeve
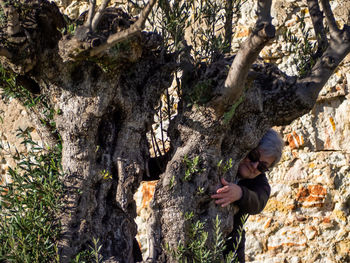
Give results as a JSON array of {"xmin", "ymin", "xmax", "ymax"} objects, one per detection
[{"xmin": 234, "ymin": 174, "xmax": 271, "ymax": 215}]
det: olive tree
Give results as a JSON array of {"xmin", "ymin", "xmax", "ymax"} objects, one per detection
[{"xmin": 0, "ymin": 0, "xmax": 349, "ymax": 262}]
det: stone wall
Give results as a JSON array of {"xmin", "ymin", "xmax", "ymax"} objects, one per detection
[
  {"xmin": 1, "ymin": 1, "xmax": 349, "ymax": 262},
  {"xmin": 239, "ymin": 1, "xmax": 350, "ymax": 262},
  {"xmin": 0, "ymin": 96, "xmax": 41, "ymax": 185}
]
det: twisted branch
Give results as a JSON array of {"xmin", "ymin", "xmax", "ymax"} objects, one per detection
[
  {"xmin": 85, "ymin": 0, "xmax": 96, "ymax": 32},
  {"xmin": 91, "ymin": 0, "xmax": 111, "ymax": 31},
  {"xmin": 297, "ymin": 1, "xmax": 350, "ymax": 108},
  {"xmin": 307, "ymin": 0, "xmax": 328, "ymax": 58},
  {"xmin": 210, "ymin": 0, "xmax": 275, "ymax": 116},
  {"xmin": 89, "ymin": 0, "xmax": 157, "ymax": 57}
]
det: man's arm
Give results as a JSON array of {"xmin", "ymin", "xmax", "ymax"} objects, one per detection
[{"xmin": 235, "ymin": 174, "xmax": 271, "ymax": 215}]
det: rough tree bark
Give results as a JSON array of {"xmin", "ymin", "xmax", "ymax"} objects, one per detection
[{"xmin": 0, "ymin": 0, "xmax": 349, "ymax": 262}]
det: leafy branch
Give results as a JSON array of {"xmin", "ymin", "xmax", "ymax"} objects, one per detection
[
  {"xmin": 183, "ymin": 155, "xmax": 206, "ymax": 181},
  {"xmin": 0, "ymin": 128, "xmax": 63, "ymax": 262},
  {"xmin": 283, "ymin": 11, "xmax": 317, "ymax": 77}
]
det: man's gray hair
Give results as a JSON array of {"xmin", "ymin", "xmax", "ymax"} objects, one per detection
[{"xmin": 258, "ymin": 129, "xmax": 284, "ymax": 168}]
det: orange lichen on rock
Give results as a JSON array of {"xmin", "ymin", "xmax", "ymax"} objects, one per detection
[
  {"xmin": 264, "ymin": 199, "xmax": 294, "ymax": 213},
  {"xmin": 322, "ymin": 217, "xmax": 331, "ymax": 224},
  {"xmin": 140, "ymin": 181, "xmax": 157, "ymax": 209},
  {"xmin": 329, "ymin": 117, "xmax": 336, "ymax": 132},
  {"xmin": 264, "ymin": 218, "xmax": 273, "ymax": 229},
  {"xmin": 295, "ymin": 185, "xmax": 327, "ymax": 207},
  {"xmin": 286, "ymin": 131, "xmax": 305, "ymax": 149},
  {"xmin": 235, "ymin": 26, "xmax": 252, "ymax": 38}
]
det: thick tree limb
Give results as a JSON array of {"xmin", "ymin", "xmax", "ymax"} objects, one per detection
[
  {"xmin": 89, "ymin": 0, "xmax": 157, "ymax": 57},
  {"xmin": 0, "ymin": 0, "xmax": 21, "ymax": 36},
  {"xmin": 210, "ymin": 0, "xmax": 275, "ymax": 116},
  {"xmin": 91, "ymin": 0, "xmax": 111, "ymax": 31},
  {"xmin": 256, "ymin": 0, "xmax": 272, "ymax": 24},
  {"xmin": 320, "ymin": 0, "xmax": 341, "ymax": 40},
  {"xmin": 297, "ymin": 28, "xmax": 350, "ymax": 108},
  {"xmin": 307, "ymin": 0, "xmax": 328, "ymax": 58},
  {"xmin": 296, "ymin": 1, "xmax": 350, "ymax": 108}
]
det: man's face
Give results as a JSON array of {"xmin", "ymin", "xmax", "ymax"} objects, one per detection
[{"xmin": 238, "ymin": 148, "xmax": 275, "ymax": 179}]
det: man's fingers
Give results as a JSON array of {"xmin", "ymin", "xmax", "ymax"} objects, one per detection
[
  {"xmin": 211, "ymin": 193, "xmax": 220, "ymax": 199},
  {"xmin": 217, "ymin": 186, "xmax": 230, "ymax": 193},
  {"xmin": 211, "ymin": 192, "xmax": 227, "ymax": 199},
  {"xmin": 215, "ymin": 198, "xmax": 227, "ymax": 205}
]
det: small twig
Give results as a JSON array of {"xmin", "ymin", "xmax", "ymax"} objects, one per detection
[
  {"xmin": 89, "ymin": 0, "xmax": 157, "ymax": 57},
  {"xmin": 150, "ymin": 128, "xmax": 157, "ymax": 157},
  {"xmin": 91, "ymin": 0, "xmax": 111, "ymax": 31},
  {"xmin": 166, "ymin": 87, "xmax": 171, "ymax": 123},
  {"xmin": 159, "ymin": 101, "xmax": 166, "ymax": 154},
  {"xmin": 151, "ymin": 129, "xmax": 162, "ymax": 157}
]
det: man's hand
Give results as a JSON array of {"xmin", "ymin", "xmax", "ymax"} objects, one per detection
[{"xmin": 211, "ymin": 178, "xmax": 243, "ymax": 207}]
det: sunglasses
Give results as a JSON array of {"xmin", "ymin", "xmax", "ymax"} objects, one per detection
[{"xmin": 247, "ymin": 148, "xmax": 269, "ymax": 173}]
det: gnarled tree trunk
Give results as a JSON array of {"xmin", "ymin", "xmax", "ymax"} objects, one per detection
[{"xmin": 1, "ymin": 0, "xmax": 349, "ymax": 262}]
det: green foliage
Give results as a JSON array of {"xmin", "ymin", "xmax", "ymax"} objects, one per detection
[
  {"xmin": 157, "ymin": 0, "xmax": 193, "ymax": 51},
  {"xmin": 60, "ymin": 22, "xmax": 77, "ymax": 35},
  {"xmin": 217, "ymin": 158, "xmax": 233, "ymax": 175},
  {"xmin": 188, "ymin": 80, "xmax": 213, "ymax": 107},
  {"xmin": 196, "ymin": 186, "xmax": 205, "ymax": 195},
  {"xmin": 283, "ymin": 11, "xmax": 317, "ymax": 77},
  {"xmin": 72, "ymin": 238, "xmax": 103, "ymax": 263},
  {"xmin": 67, "ymin": 23, "xmax": 77, "ymax": 35},
  {"xmin": 223, "ymin": 95, "xmax": 244, "ymax": 124},
  {"xmin": 0, "ymin": 128, "xmax": 63, "ymax": 262},
  {"xmin": 154, "ymin": 0, "xmax": 242, "ymax": 61},
  {"xmin": 225, "ymin": 214, "xmax": 248, "ymax": 263},
  {"xmin": 59, "ymin": 14, "xmax": 77, "ymax": 36},
  {"xmin": 183, "ymin": 155, "xmax": 205, "ymax": 181},
  {"xmin": 169, "ymin": 175, "xmax": 176, "ymax": 189},
  {"xmin": 0, "ymin": 65, "xmax": 38, "ymax": 108},
  {"xmin": 0, "ymin": 109, "xmax": 4, "ymax": 124},
  {"xmin": 0, "ymin": 65, "xmax": 58, "ymax": 133},
  {"xmin": 101, "ymin": 169, "xmax": 112, "ymax": 180},
  {"xmin": 167, "ymin": 215, "xmax": 240, "ymax": 263},
  {"xmin": 109, "ymin": 40, "xmax": 132, "ymax": 55},
  {"xmin": 190, "ymin": 0, "xmax": 227, "ymax": 62},
  {"xmin": 212, "ymin": 216, "xmax": 227, "ymax": 262},
  {"xmin": 185, "ymin": 211, "xmax": 194, "ymax": 221}
]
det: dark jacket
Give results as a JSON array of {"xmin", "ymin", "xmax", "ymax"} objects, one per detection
[{"xmin": 224, "ymin": 173, "xmax": 271, "ymax": 263}]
